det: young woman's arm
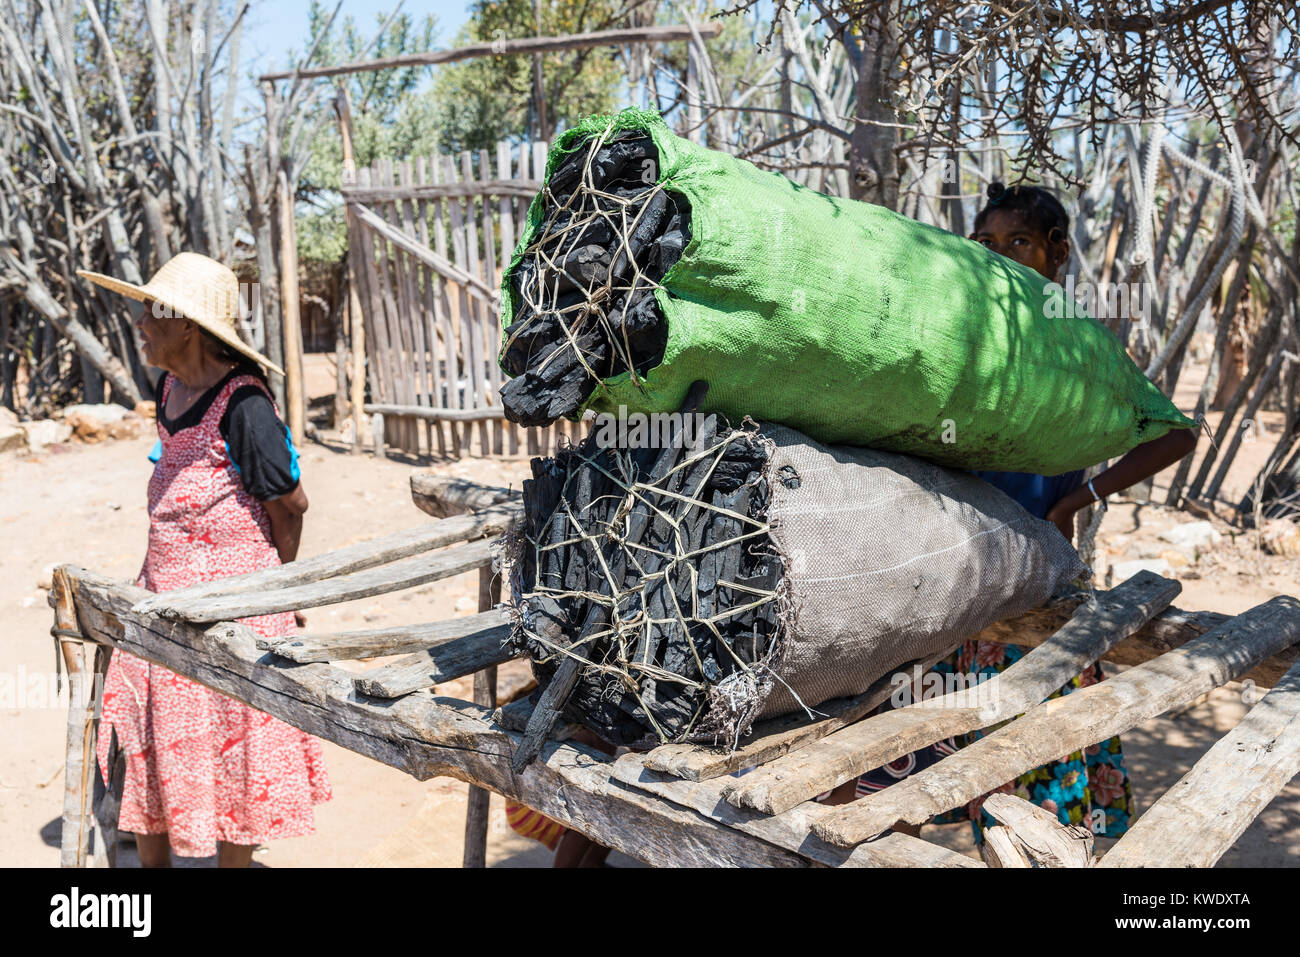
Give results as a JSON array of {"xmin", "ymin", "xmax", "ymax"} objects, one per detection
[
  {"xmin": 264, "ymin": 484, "xmax": 309, "ymax": 564},
  {"xmin": 1045, "ymin": 429, "xmax": 1198, "ymax": 538}
]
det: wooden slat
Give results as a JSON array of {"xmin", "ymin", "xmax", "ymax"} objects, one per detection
[
  {"xmin": 344, "ymin": 179, "xmax": 384, "ymax": 406},
  {"xmin": 498, "ymin": 140, "xmax": 520, "ymax": 457},
  {"xmin": 399, "ymin": 159, "xmax": 432, "ymax": 455},
  {"xmin": 977, "ymin": 592, "xmax": 1296, "ymax": 688},
  {"xmin": 352, "ymin": 168, "xmax": 394, "ymax": 410},
  {"xmin": 352, "ymin": 622, "xmax": 517, "ymax": 698},
  {"xmin": 259, "ymin": 609, "xmax": 512, "ymax": 662},
  {"xmin": 393, "ymin": 158, "xmax": 423, "ymax": 453},
  {"xmin": 140, "ymin": 538, "xmax": 496, "ymax": 622},
  {"xmin": 1099, "ymin": 654, "xmax": 1300, "ymax": 868},
  {"xmin": 611, "ymin": 753, "xmax": 983, "ymax": 869},
  {"xmin": 363, "ymin": 403, "xmax": 505, "ymax": 422},
  {"xmin": 643, "ymin": 651, "xmax": 952, "ymax": 782},
  {"xmin": 369, "ymin": 162, "xmax": 409, "ymax": 453},
  {"xmin": 63, "ymin": 568, "xmax": 816, "ymax": 868},
  {"xmin": 444, "ymin": 154, "xmax": 478, "ymax": 454},
  {"xmin": 133, "ymin": 505, "xmax": 516, "ymax": 613},
  {"xmin": 383, "ymin": 159, "xmax": 418, "ymax": 453},
  {"xmin": 462, "ymin": 150, "xmax": 492, "ymax": 457},
  {"xmin": 723, "ymin": 572, "xmax": 1181, "ymax": 814},
  {"xmin": 350, "ymin": 202, "xmax": 498, "ymax": 304},
  {"xmin": 429, "ymin": 155, "xmax": 463, "ymax": 458},
  {"xmin": 409, "ymin": 475, "xmax": 520, "ymax": 519},
  {"xmin": 341, "ymin": 179, "xmax": 542, "ymax": 202},
  {"xmin": 414, "ymin": 156, "xmax": 447, "ymax": 456},
  {"xmin": 813, "ymin": 596, "xmax": 1300, "ymax": 847},
  {"xmin": 480, "ymin": 146, "xmax": 504, "ymax": 456}
]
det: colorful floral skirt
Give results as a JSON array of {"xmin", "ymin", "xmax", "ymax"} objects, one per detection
[{"xmin": 856, "ymin": 640, "xmax": 1134, "ymax": 843}]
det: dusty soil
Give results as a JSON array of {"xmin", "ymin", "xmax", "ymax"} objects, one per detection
[{"xmin": 1, "ymin": 356, "xmax": 1295, "ymax": 867}]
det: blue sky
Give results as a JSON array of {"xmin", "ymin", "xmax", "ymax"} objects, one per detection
[
  {"xmin": 233, "ymin": 1, "xmax": 476, "ymax": 120},
  {"xmin": 244, "ymin": 0, "xmax": 473, "ymax": 75}
]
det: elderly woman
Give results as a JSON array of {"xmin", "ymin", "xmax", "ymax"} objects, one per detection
[{"xmin": 79, "ymin": 253, "xmax": 330, "ymax": 867}]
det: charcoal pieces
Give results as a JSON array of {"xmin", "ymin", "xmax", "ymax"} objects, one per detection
[
  {"xmin": 512, "ymin": 418, "xmax": 778, "ymax": 745},
  {"xmin": 500, "ymin": 130, "xmax": 690, "ymax": 426}
]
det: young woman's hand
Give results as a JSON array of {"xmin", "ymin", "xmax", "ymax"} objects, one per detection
[
  {"xmin": 1045, "ymin": 429, "xmax": 1197, "ymax": 545},
  {"xmin": 1044, "ymin": 502, "xmax": 1077, "ymax": 540}
]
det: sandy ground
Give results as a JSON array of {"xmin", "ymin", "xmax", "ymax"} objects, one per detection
[{"xmin": 0, "ymin": 356, "xmax": 1296, "ymax": 867}]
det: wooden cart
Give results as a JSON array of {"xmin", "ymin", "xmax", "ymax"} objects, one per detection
[{"xmin": 49, "ymin": 477, "xmax": 1300, "ymax": 868}]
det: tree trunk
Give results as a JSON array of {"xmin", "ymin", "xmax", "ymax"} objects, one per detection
[
  {"xmin": 3, "ymin": 254, "xmax": 142, "ymax": 406},
  {"xmin": 849, "ymin": 7, "xmax": 901, "ymax": 209}
]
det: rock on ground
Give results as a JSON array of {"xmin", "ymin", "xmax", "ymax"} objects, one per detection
[
  {"xmin": 1159, "ymin": 520, "xmax": 1222, "ymax": 551},
  {"xmin": 1262, "ymin": 519, "xmax": 1300, "ymax": 558},
  {"xmin": 1112, "ymin": 557, "xmax": 1175, "ymax": 579},
  {"xmin": 18, "ymin": 419, "xmax": 72, "ymax": 451},
  {"xmin": 61, "ymin": 403, "xmax": 145, "ymax": 443}
]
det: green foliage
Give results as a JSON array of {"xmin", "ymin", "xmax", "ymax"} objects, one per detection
[
  {"xmin": 433, "ymin": 0, "xmax": 631, "ymax": 153},
  {"xmin": 295, "ymin": 1, "xmax": 442, "ymax": 261},
  {"xmin": 294, "ymin": 0, "xmax": 727, "ymax": 260}
]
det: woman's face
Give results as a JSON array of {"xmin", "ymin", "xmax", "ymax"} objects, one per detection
[
  {"xmin": 972, "ymin": 209, "xmax": 1067, "ymax": 281},
  {"xmin": 136, "ymin": 303, "xmax": 195, "ymax": 371}
]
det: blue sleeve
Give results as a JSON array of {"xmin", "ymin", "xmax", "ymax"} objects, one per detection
[{"xmin": 971, "ymin": 469, "xmax": 1085, "ymax": 519}]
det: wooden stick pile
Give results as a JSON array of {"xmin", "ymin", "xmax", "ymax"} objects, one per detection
[
  {"xmin": 499, "ymin": 128, "xmax": 689, "ymax": 427},
  {"xmin": 510, "ymin": 415, "xmax": 783, "ymax": 746}
]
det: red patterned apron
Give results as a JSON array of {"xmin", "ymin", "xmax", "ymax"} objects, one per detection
[{"xmin": 96, "ymin": 372, "xmax": 331, "ymax": 857}]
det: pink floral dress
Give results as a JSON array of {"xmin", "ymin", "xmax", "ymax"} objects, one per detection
[{"xmin": 96, "ymin": 372, "xmax": 331, "ymax": 857}]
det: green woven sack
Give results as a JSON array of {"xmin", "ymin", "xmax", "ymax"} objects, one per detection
[{"xmin": 501, "ymin": 109, "xmax": 1194, "ymax": 474}]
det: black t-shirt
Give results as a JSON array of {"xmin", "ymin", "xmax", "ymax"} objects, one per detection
[{"xmin": 153, "ymin": 365, "xmax": 300, "ymax": 501}]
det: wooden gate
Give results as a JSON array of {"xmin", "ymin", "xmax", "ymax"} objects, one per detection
[{"xmin": 343, "ymin": 140, "xmax": 585, "ymax": 458}]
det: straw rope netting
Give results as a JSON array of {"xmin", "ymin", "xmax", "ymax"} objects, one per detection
[
  {"xmin": 507, "ymin": 417, "xmax": 786, "ymax": 745},
  {"xmin": 500, "ymin": 119, "xmax": 687, "ymax": 424}
]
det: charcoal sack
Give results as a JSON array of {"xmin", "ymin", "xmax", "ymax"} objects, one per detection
[
  {"xmin": 506, "ymin": 421, "xmax": 1088, "ymax": 747},
  {"xmin": 499, "ymin": 108, "xmax": 1195, "ymax": 475}
]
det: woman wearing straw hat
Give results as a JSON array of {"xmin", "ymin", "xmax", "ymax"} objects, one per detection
[{"xmin": 79, "ymin": 253, "xmax": 331, "ymax": 867}]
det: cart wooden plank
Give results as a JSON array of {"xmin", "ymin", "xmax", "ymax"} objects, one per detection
[
  {"xmin": 814, "ymin": 596, "xmax": 1300, "ymax": 846},
  {"xmin": 133, "ymin": 505, "xmax": 515, "ymax": 614},
  {"xmin": 261, "ymin": 609, "xmax": 512, "ymax": 662},
  {"xmin": 1099, "ymin": 654, "xmax": 1300, "ymax": 868},
  {"xmin": 725, "ymin": 571, "xmax": 1181, "ymax": 815},
  {"xmin": 352, "ymin": 624, "xmax": 518, "ymax": 698},
  {"xmin": 140, "ymin": 538, "xmax": 495, "ymax": 622},
  {"xmin": 612, "ymin": 752, "xmax": 982, "ymax": 869}
]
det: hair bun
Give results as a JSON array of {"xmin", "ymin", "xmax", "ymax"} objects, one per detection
[{"xmin": 987, "ymin": 181, "xmax": 1006, "ymax": 203}]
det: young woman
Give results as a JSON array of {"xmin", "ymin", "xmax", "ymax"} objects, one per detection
[
  {"xmin": 80, "ymin": 253, "xmax": 331, "ymax": 867},
  {"xmin": 827, "ymin": 183, "xmax": 1196, "ymax": 843}
]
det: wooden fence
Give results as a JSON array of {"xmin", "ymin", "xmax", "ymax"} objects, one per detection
[{"xmin": 342, "ymin": 140, "xmax": 585, "ymax": 458}]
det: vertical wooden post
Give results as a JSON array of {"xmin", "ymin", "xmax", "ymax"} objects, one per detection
[
  {"xmin": 278, "ymin": 163, "xmax": 307, "ymax": 445},
  {"xmin": 259, "ymin": 82, "xmax": 288, "ymax": 413},
  {"xmin": 58, "ymin": 637, "xmax": 91, "ymax": 868},
  {"xmin": 462, "ymin": 564, "xmax": 501, "ymax": 868},
  {"xmin": 530, "ymin": 0, "xmax": 547, "ymax": 140},
  {"xmin": 53, "ymin": 567, "xmax": 105, "ymax": 868}
]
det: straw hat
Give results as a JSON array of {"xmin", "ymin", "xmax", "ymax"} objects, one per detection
[{"xmin": 77, "ymin": 252, "xmax": 283, "ymax": 376}]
